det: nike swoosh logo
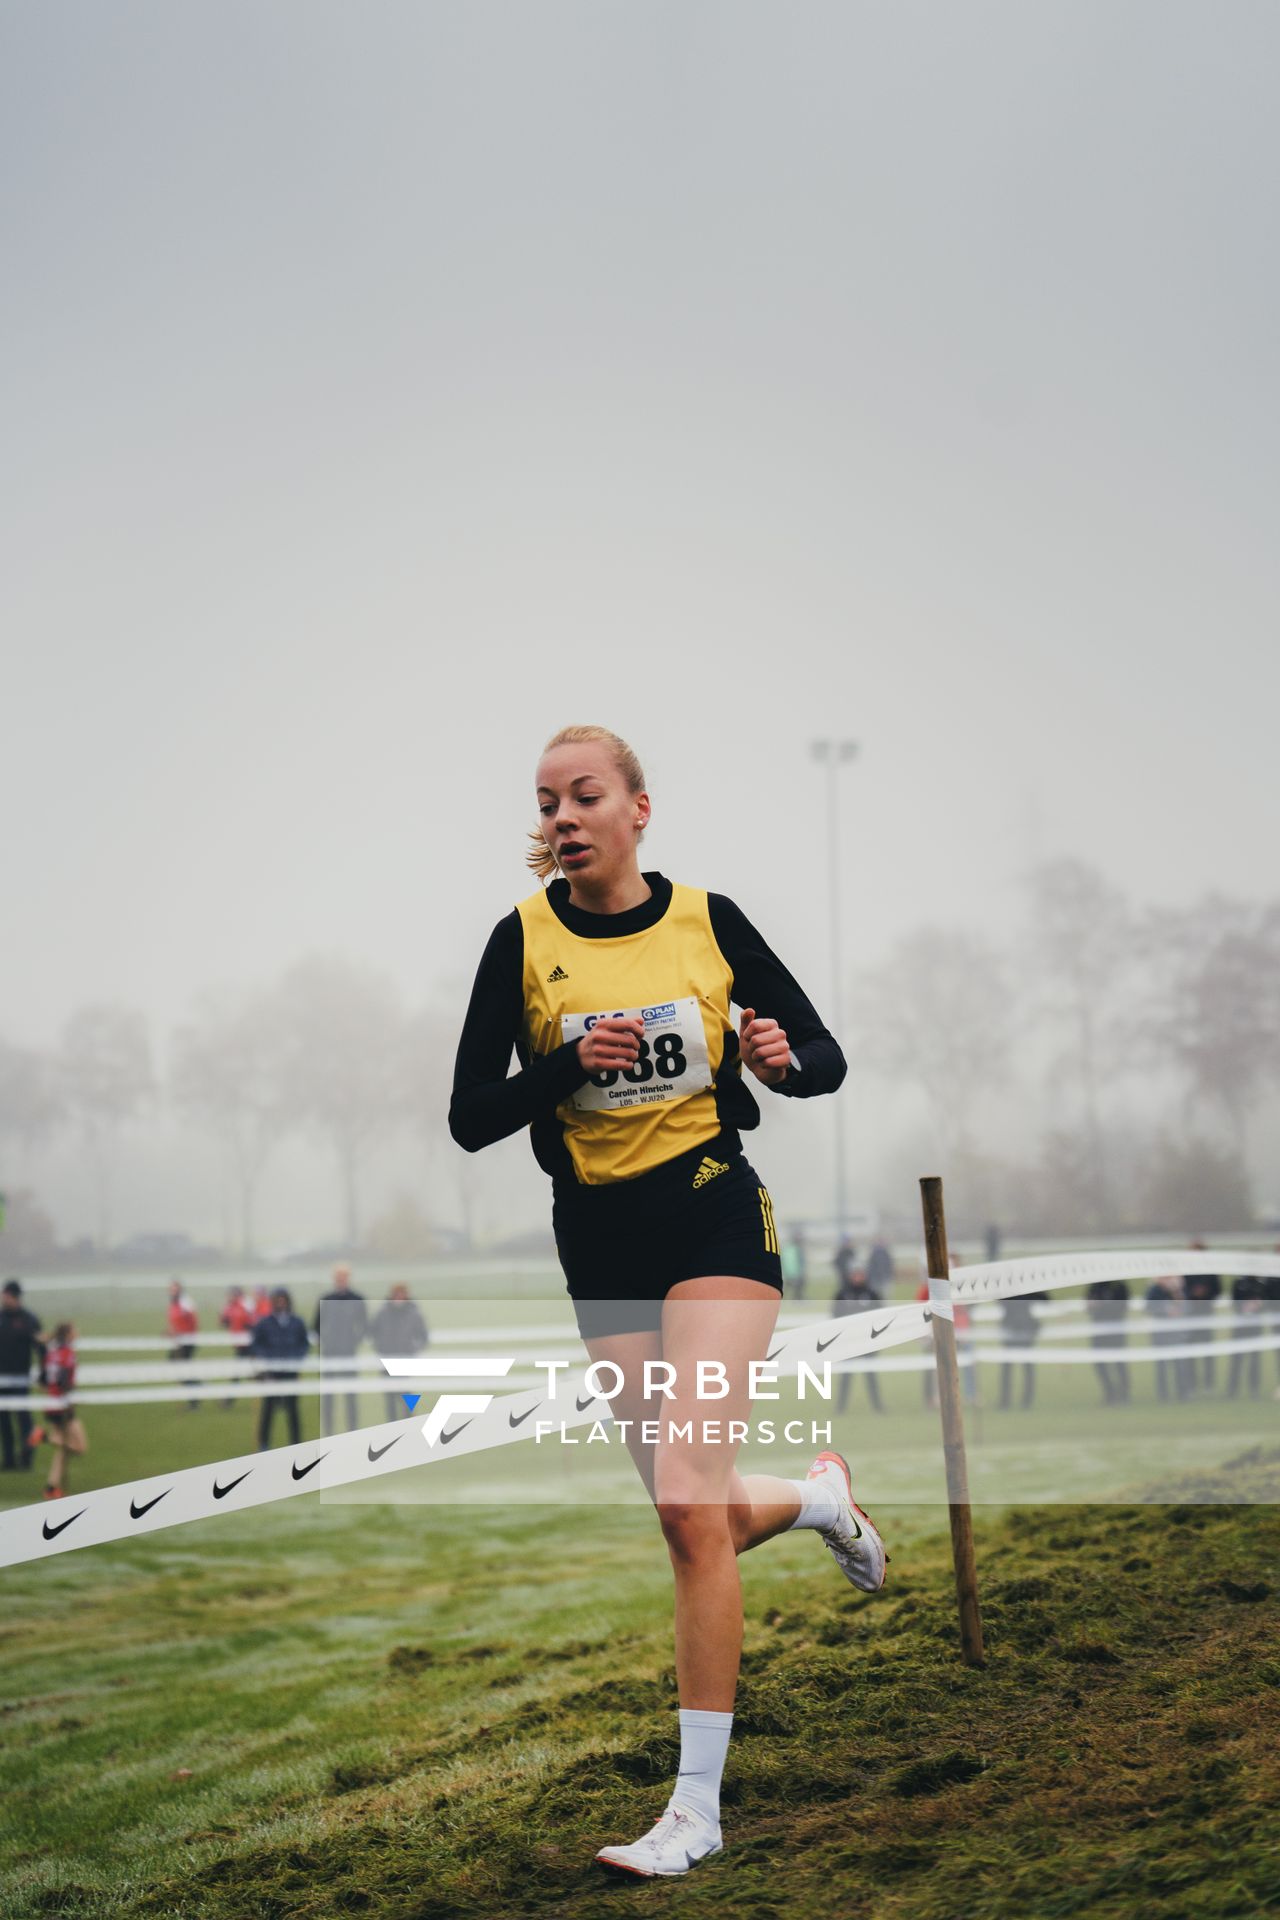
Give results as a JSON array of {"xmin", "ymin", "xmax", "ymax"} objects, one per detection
[
  {"xmin": 816, "ymin": 1333, "xmax": 842, "ymax": 1352},
  {"xmin": 849, "ymin": 1515, "xmax": 863, "ymax": 1539},
  {"xmin": 575, "ymin": 1393, "xmax": 597, "ymax": 1413},
  {"xmin": 440, "ymin": 1421, "xmax": 472, "ymax": 1445},
  {"xmin": 42, "ymin": 1509, "xmax": 85, "ymax": 1540},
  {"xmin": 367, "ymin": 1436, "xmax": 401, "ymax": 1462},
  {"xmin": 130, "ymin": 1491, "xmax": 170, "ymax": 1519},
  {"xmin": 870, "ymin": 1322, "xmax": 892, "ymax": 1340},
  {"xmin": 765, "ymin": 1345, "xmax": 785, "ymax": 1362},
  {"xmin": 508, "ymin": 1402, "xmax": 541, "ymax": 1428},
  {"xmin": 291, "ymin": 1454, "xmax": 328, "ymax": 1481},
  {"xmin": 212, "ymin": 1471, "xmax": 251, "ymax": 1500}
]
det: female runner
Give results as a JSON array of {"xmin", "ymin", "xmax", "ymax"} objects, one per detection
[{"xmin": 449, "ymin": 725, "xmax": 887, "ymax": 1878}]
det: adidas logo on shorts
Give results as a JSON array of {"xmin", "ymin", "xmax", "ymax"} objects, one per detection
[
  {"xmin": 693, "ymin": 1155, "xmax": 730, "ymax": 1189},
  {"xmin": 547, "ymin": 965, "xmax": 568, "ymax": 982}
]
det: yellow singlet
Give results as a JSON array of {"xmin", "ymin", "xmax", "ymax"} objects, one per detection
[{"xmin": 516, "ymin": 882, "xmax": 734, "ymax": 1185}]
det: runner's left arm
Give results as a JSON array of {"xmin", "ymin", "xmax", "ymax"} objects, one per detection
[{"xmin": 707, "ymin": 894, "xmax": 846, "ymax": 1097}]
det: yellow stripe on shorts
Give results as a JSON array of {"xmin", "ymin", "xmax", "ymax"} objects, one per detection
[{"xmin": 758, "ymin": 1186, "xmax": 779, "ymax": 1255}]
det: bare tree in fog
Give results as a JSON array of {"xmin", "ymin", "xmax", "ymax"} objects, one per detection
[
  {"xmin": 0, "ymin": 1188, "xmax": 58, "ymax": 1263},
  {"xmin": 274, "ymin": 957, "xmax": 407, "ymax": 1246},
  {"xmin": 1139, "ymin": 1130, "xmax": 1256, "ymax": 1234},
  {"xmin": 850, "ymin": 928, "xmax": 1014, "ymax": 1154},
  {"xmin": 0, "ymin": 1038, "xmax": 62, "ymax": 1163},
  {"xmin": 1021, "ymin": 859, "xmax": 1134, "ymax": 1227},
  {"xmin": 403, "ymin": 1002, "xmax": 478, "ymax": 1246},
  {"xmin": 171, "ymin": 987, "xmax": 285, "ymax": 1256},
  {"xmin": 58, "ymin": 1005, "xmax": 153, "ymax": 1246},
  {"xmin": 1144, "ymin": 896, "xmax": 1280, "ymax": 1163},
  {"xmin": 0, "ymin": 1040, "xmax": 63, "ymax": 1260}
]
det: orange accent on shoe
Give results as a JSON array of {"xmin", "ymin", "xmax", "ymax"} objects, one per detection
[
  {"xmin": 806, "ymin": 1447, "xmax": 849, "ymax": 1483},
  {"xmin": 811, "ymin": 1450, "xmax": 889, "ymax": 1576}
]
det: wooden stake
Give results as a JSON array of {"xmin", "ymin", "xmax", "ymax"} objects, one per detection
[{"xmin": 919, "ymin": 1175, "xmax": 985, "ymax": 1667}]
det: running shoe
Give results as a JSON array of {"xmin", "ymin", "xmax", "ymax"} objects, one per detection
[
  {"xmin": 595, "ymin": 1803, "xmax": 723, "ymax": 1877},
  {"xmin": 807, "ymin": 1448, "xmax": 887, "ymax": 1592}
]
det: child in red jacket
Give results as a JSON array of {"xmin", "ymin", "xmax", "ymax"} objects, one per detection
[{"xmin": 28, "ymin": 1322, "xmax": 88, "ymax": 1497}]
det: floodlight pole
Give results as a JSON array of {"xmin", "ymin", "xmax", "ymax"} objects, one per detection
[
  {"xmin": 919, "ymin": 1175, "xmax": 985, "ymax": 1667},
  {"xmin": 811, "ymin": 738, "xmax": 857, "ymax": 1237}
]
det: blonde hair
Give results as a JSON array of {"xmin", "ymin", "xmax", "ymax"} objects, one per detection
[{"xmin": 526, "ymin": 725, "xmax": 647, "ymax": 882}]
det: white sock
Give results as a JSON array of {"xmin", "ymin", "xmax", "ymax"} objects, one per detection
[
  {"xmin": 673, "ymin": 1708, "xmax": 732, "ymax": 1828},
  {"xmin": 786, "ymin": 1476, "xmax": 841, "ymax": 1532}
]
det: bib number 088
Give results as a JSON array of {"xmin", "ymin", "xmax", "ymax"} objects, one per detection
[
  {"xmin": 589, "ymin": 1032, "xmax": 687, "ymax": 1089},
  {"xmin": 559, "ymin": 997, "xmax": 710, "ymax": 1112}
]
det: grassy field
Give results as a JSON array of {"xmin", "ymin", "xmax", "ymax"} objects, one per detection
[
  {"xmin": 4, "ymin": 1266, "xmax": 1277, "ymax": 1917},
  {"xmin": 3, "ymin": 1444, "xmax": 1278, "ymax": 1920}
]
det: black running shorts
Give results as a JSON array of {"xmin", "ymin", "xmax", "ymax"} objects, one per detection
[{"xmin": 553, "ymin": 1140, "xmax": 784, "ymax": 1339}]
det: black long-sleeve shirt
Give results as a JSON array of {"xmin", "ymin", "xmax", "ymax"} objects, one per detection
[
  {"xmin": 449, "ymin": 874, "xmax": 845, "ymax": 1185},
  {"xmin": 250, "ymin": 1313, "xmax": 310, "ymax": 1368}
]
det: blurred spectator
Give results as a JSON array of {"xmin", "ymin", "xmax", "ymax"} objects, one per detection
[
  {"xmin": 167, "ymin": 1277, "xmax": 201, "ymax": 1411},
  {"xmin": 1146, "ymin": 1275, "xmax": 1190, "ymax": 1402},
  {"xmin": 915, "ymin": 1267, "xmax": 978, "ymax": 1408},
  {"xmin": 997, "ymin": 1290, "xmax": 1044, "ymax": 1410},
  {"xmin": 952, "ymin": 1262, "xmax": 978, "ymax": 1406},
  {"xmin": 1087, "ymin": 1279, "xmax": 1131, "ymax": 1405},
  {"xmin": 781, "ymin": 1225, "xmax": 808, "ymax": 1302},
  {"xmin": 1265, "ymin": 1250, "xmax": 1280, "ymax": 1394},
  {"xmin": 252, "ymin": 1284, "xmax": 273, "ymax": 1324},
  {"xmin": 1226, "ymin": 1272, "xmax": 1265, "ymax": 1399},
  {"xmin": 1184, "ymin": 1244, "xmax": 1222, "ymax": 1394},
  {"xmin": 0, "ymin": 1279, "xmax": 44, "ymax": 1472},
  {"xmin": 219, "ymin": 1284, "xmax": 256, "ymax": 1411},
  {"xmin": 28, "ymin": 1322, "xmax": 87, "ymax": 1497},
  {"xmin": 916, "ymin": 1277, "xmax": 937, "ymax": 1409},
  {"xmin": 833, "ymin": 1264, "xmax": 883, "ymax": 1414},
  {"xmin": 371, "ymin": 1284, "xmax": 430, "ymax": 1421},
  {"xmin": 984, "ymin": 1223, "xmax": 1002, "ymax": 1264},
  {"xmin": 866, "ymin": 1236, "xmax": 895, "ymax": 1296},
  {"xmin": 250, "ymin": 1287, "xmax": 310, "ymax": 1450},
  {"xmin": 314, "ymin": 1265, "xmax": 368, "ymax": 1436}
]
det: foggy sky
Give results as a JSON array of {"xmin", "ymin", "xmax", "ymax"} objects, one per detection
[{"xmin": 4, "ymin": 4, "xmax": 1279, "ymax": 1239}]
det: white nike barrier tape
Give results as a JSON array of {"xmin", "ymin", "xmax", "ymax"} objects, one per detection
[
  {"xmin": 0, "ymin": 1377, "xmax": 613, "ymax": 1567},
  {"xmin": 946, "ymin": 1248, "xmax": 1280, "ymax": 1301},
  {"xmin": 4, "ymin": 1249, "xmax": 1277, "ymax": 1565},
  {"xmin": 5, "ymin": 1326, "xmax": 1276, "ymax": 1410},
  {"xmin": 51, "ymin": 1299, "xmax": 1263, "ymax": 1354}
]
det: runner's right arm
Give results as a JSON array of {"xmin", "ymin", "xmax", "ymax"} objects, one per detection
[{"xmin": 449, "ymin": 914, "xmax": 591, "ymax": 1152}]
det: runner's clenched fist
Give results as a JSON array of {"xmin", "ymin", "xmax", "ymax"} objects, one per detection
[
  {"xmin": 576, "ymin": 1015, "xmax": 644, "ymax": 1075},
  {"xmin": 738, "ymin": 1008, "xmax": 790, "ymax": 1086}
]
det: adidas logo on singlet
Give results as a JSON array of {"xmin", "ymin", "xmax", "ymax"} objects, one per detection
[
  {"xmin": 693, "ymin": 1156, "xmax": 730, "ymax": 1189},
  {"xmin": 547, "ymin": 965, "xmax": 568, "ymax": 982}
]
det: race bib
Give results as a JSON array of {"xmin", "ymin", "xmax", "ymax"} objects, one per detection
[{"xmin": 559, "ymin": 997, "xmax": 713, "ymax": 1112}]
